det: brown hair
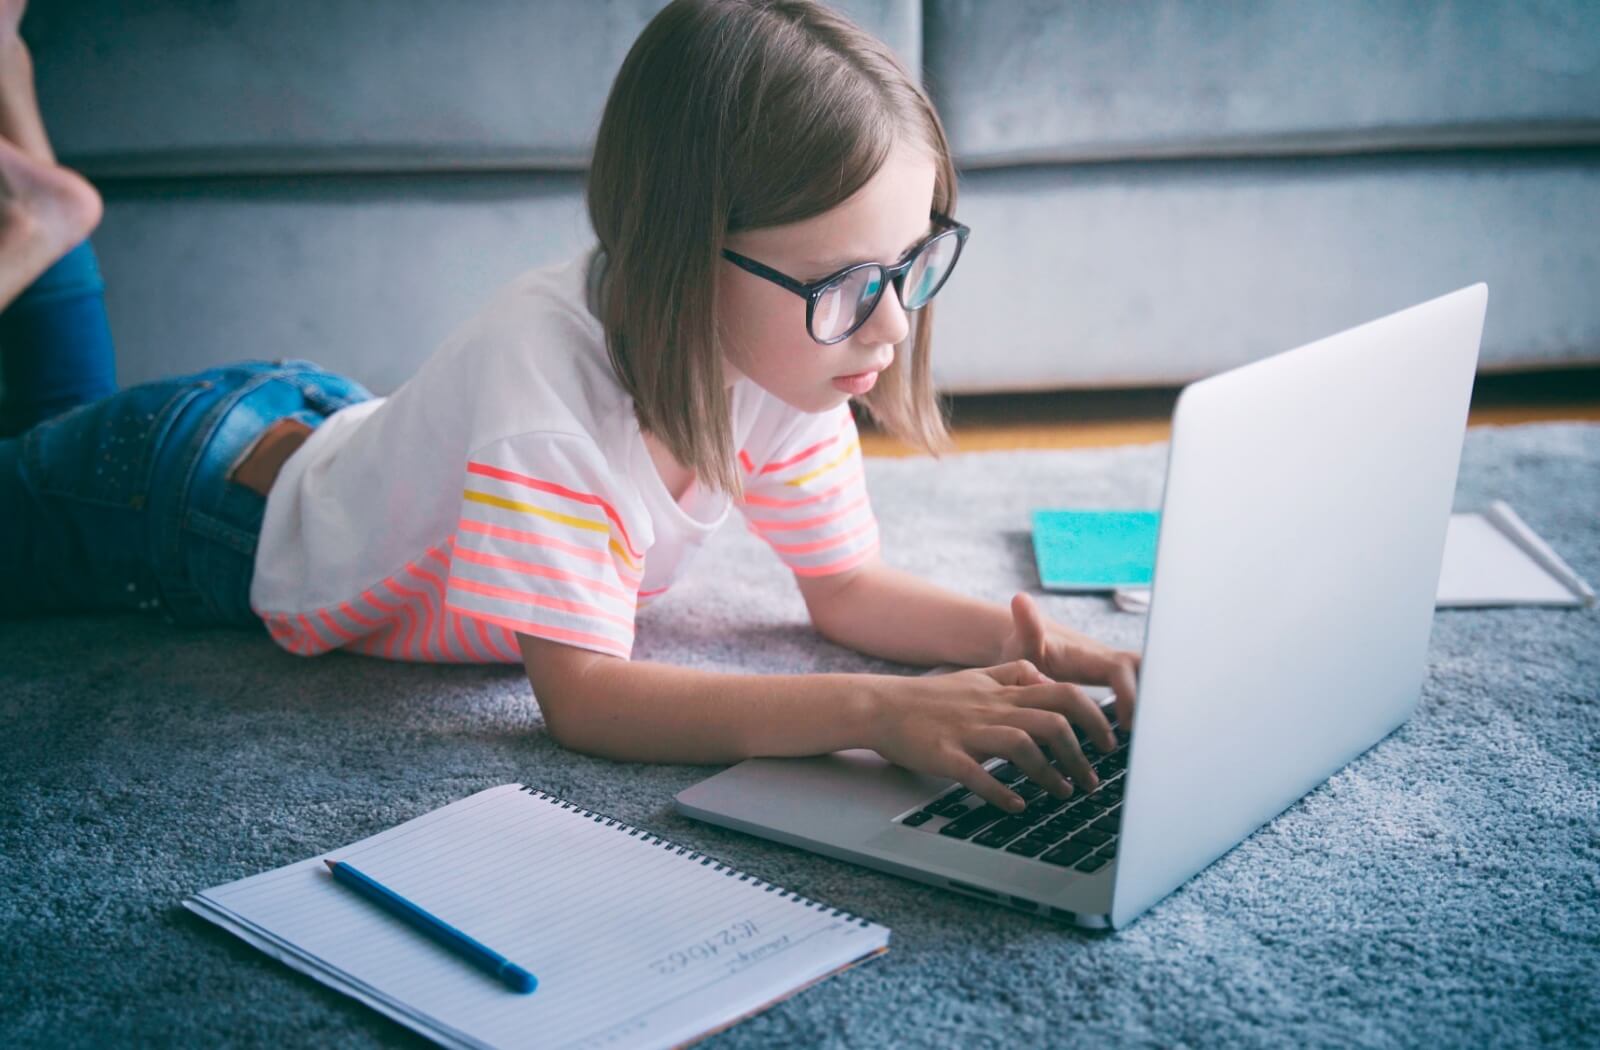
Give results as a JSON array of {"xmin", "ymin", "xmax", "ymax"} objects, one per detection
[{"xmin": 585, "ymin": 0, "xmax": 956, "ymax": 498}]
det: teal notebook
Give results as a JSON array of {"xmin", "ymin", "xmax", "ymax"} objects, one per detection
[{"xmin": 1030, "ymin": 509, "xmax": 1160, "ymax": 591}]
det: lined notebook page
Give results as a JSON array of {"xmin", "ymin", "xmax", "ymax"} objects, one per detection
[{"xmin": 187, "ymin": 784, "xmax": 889, "ymax": 1050}]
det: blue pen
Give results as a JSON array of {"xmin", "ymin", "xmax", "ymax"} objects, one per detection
[{"xmin": 323, "ymin": 858, "xmax": 538, "ymax": 994}]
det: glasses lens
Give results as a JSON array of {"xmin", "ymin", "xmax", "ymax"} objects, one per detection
[
  {"xmin": 901, "ymin": 231, "xmax": 960, "ymax": 310},
  {"xmin": 812, "ymin": 266, "xmax": 885, "ymax": 342}
]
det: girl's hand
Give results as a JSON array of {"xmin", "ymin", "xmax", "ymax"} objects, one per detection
[
  {"xmin": 997, "ymin": 592, "xmax": 1141, "ymax": 731},
  {"xmin": 870, "ymin": 658, "xmax": 1117, "ymax": 814}
]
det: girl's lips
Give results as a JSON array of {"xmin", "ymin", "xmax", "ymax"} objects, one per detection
[{"xmin": 831, "ymin": 370, "xmax": 879, "ymax": 395}]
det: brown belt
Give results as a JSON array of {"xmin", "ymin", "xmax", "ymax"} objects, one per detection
[{"xmin": 227, "ymin": 417, "xmax": 314, "ymax": 497}]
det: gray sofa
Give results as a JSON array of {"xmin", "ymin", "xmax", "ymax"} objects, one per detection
[{"xmin": 27, "ymin": 0, "xmax": 1600, "ymax": 396}]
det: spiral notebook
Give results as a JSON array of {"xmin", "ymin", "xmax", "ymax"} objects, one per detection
[{"xmin": 183, "ymin": 784, "xmax": 890, "ymax": 1050}]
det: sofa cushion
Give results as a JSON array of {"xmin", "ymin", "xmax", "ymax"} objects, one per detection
[
  {"xmin": 85, "ymin": 150, "xmax": 1599, "ymax": 397},
  {"xmin": 926, "ymin": 0, "xmax": 1600, "ymax": 167},
  {"xmin": 928, "ymin": 149, "xmax": 1600, "ymax": 390},
  {"xmin": 29, "ymin": 0, "xmax": 921, "ymax": 178}
]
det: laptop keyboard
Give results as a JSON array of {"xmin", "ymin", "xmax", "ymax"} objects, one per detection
[{"xmin": 895, "ymin": 717, "xmax": 1131, "ymax": 875}]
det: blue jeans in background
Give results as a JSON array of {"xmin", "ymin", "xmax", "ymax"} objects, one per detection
[
  {"xmin": 1, "ymin": 358, "xmax": 374, "ymax": 626},
  {"xmin": 0, "ymin": 238, "xmax": 118, "ymax": 438}
]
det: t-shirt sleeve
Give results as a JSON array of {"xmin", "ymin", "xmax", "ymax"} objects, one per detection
[
  {"xmin": 444, "ymin": 432, "xmax": 647, "ymax": 659},
  {"xmin": 735, "ymin": 403, "xmax": 880, "ymax": 576}
]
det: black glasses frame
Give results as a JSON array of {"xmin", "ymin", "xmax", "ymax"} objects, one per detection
[{"xmin": 721, "ymin": 210, "xmax": 971, "ymax": 345}]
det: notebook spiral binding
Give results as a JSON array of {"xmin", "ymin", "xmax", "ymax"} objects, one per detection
[{"xmin": 518, "ymin": 785, "xmax": 876, "ymax": 929}]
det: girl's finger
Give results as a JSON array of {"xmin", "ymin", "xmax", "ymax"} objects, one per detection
[
  {"xmin": 1109, "ymin": 657, "xmax": 1138, "ymax": 731},
  {"xmin": 946, "ymin": 754, "xmax": 1027, "ymax": 813},
  {"xmin": 966, "ymin": 725, "xmax": 1067, "ymax": 806},
  {"xmin": 1002, "ymin": 706, "xmax": 1096, "ymax": 793},
  {"xmin": 979, "ymin": 658, "xmax": 1044, "ymax": 688},
  {"xmin": 1010, "ymin": 679, "xmax": 1117, "ymax": 754}
]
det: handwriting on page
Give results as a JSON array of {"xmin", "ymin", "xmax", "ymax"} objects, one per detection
[{"xmin": 650, "ymin": 918, "xmax": 784, "ymax": 977}]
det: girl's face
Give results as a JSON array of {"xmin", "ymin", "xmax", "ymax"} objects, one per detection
[{"xmin": 717, "ymin": 140, "xmax": 938, "ymax": 413}]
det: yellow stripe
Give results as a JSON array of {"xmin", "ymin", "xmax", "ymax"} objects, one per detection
[
  {"xmin": 785, "ymin": 437, "xmax": 860, "ymax": 488},
  {"xmin": 464, "ymin": 489, "xmax": 608, "ymax": 533},
  {"xmin": 464, "ymin": 489, "xmax": 642, "ymax": 572},
  {"xmin": 608, "ymin": 539, "xmax": 641, "ymax": 573}
]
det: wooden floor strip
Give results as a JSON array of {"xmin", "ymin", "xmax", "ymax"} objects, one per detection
[{"xmin": 859, "ymin": 366, "xmax": 1600, "ymax": 456}]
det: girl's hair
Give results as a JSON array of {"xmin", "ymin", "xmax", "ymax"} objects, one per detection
[{"xmin": 586, "ymin": 0, "xmax": 957, "ymax": 498}]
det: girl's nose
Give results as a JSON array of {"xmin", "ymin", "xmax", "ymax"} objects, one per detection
[{"xmin": 856, "ymin": 280, "xmax": 911, "ymax": 347}]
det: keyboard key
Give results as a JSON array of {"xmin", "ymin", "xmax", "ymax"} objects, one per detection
[
  {"xmin": 1075, "ymin": 854, "xmax": 1110, "ymax": 873},
  {"xmin": 928, "ymin": 797, "xmax": 970, "ymax": 818},
  {"xmin": 973, "ymin": 817, "xmax": 1033, "ymax": 848},
  {"xmin": 1097, "ymin": 841, "xmax": 1118, "ymax": 858},
  {"xmin": 1075, "ymin": 828, "xmax": 1113, "ymax": 847},
  {"xmin": 1005, "ymin": 836, "xmax": 1054, "ymax": 858},
  {"xmin": 1042, "ymin": 841, "xmax": 1095, "ymax": 866},
  {"xmin": 1015, "ymin": 781, "xmax": 1045, "ymax": 801},
  {"xmin": 938, "ymin": 804, "xmax": 1007, "ymax": 839},
  {"xmin": 902, "ymin": 810, "xmax": 934, "ymax": 827},
  {"xmin": 1037, "ymin": 816, "xmax": 1079, "ymax": 839},
  {"xmin": 1025, "ymin": 794, "xmax": 1070, "ymax": 818},
  {"xmin": 989, "ymin": 762, "xmax": 1024, "ymax": 784},
  {"xmin": 1091, "ymin": 813, "xmax": 1120, "ymax": 833}
]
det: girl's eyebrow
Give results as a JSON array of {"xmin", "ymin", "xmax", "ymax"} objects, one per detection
[{"xmin": 804, "ymin": 224, "xmax": 933, "ymax": 272}]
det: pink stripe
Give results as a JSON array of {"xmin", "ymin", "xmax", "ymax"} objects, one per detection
[
  {"xmin": 738, "ymin": 466, "xmax": 865, "ymax": 509},
  {"xmin": 744, "ymin": 493, "xmax": 869, "ymax": 533},
  {"xmin": 452, "ymin": 545, "xmax": 635, "ymax": 605},
  {"xmin": 388, "ymin": 572, "xmax": 442, "ymax": 661},
  {"xmin": 296, "ymin": 613, "xmax": 332, "ymax": 651},
  {"xmin": 383, "ymin": 578, "xmax": 425, "ymax": 659},
  {"xmin": 360, "ymin": 587, "xmax": 403, "ymax": 660},
  {"xmin": 447, "ymin": 602, "xmax": 629, "ymax": 659},
  {"xmin": 405, "ymin": 561, "xmax": 451, "ymax": 660},
  {"xmin": 455, "ymin": 518, "xmax": 642, "ymax": 587},
  {"xmin": 738, "ymin": 449, "xmax": 756, "ymax": 473},
  {"xmin": 317, "ymin": 608, "xmax": 358, "ymax": 643},
  {"xmin": 347, "ymin": 633, "xmax": 383, "ymax": 658},
  {"xmin": 451, "ymin": 611, "xmax": 481, "ymax": 662},
  {"xmin": 475, "ymin": 617, "xmax": 511, "ymax": 661},
  {"xmin": 638, "ymin": 585, "xmax": 669, "ymax": 598},
  {"xmin": 339, "ymin": 600, "xmax": 378, "ymax": 629},
  {"xmin": 790, "ymin": 537, "xmax": 881, "ymax": 577},
  {"xmin": 449, "ymin": 577, "xmax": 635, "ymax": 633},
  {"xmin": 757, "ymin": 413, "xmax": 852, "ymax": 474},
  {"xmin": 264, "ymin": 613, "xmax": 300, "ymax": 654},
  {"xmin": 768, "ymin": 516, "xmax": 877, "ymax": 556},
  {"xmin": 465, "ymin": 461, "xmax": 643, "ymax": 561}
]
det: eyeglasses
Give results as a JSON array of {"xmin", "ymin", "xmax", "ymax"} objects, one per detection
[{"xmin": 721, "ymin": 210, "xmax": 971, "ymax": 345}]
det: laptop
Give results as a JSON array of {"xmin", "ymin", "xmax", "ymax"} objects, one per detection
[{"xmin": 675, "ymin": 283, "xmax": 1488, "ymax": 930}]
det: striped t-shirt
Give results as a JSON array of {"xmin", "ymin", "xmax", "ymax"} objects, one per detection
[{"xmin": 248, "ymin": 246, "xmax": 879, "ymax": 662}]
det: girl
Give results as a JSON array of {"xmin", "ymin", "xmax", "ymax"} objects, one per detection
[{"xmin": 3, "ymin": 0, "xmax": 1140, "ymax": 816}]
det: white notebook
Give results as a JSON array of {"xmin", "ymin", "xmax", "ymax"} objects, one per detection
[
  {"xmin": 1111, "ymin": 499, "xmax": 1595, "ymax": 613},
  {"xmin": 183, "ymin": 784, "xmax": 890, "ymax": 1050}
]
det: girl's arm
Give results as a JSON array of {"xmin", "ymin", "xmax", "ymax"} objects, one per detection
[
  {"xmin": 797, "ymin": 554, "xmax": 1012, "ymax": 668},
  {"xmin": 519, "ymin": 633, "xmax": 885, "ymax": 765},
  {"xmin": 519, "ymin": 630, "xmax": 1115, "ymax": 814}
]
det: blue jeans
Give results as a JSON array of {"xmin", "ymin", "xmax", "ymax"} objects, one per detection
[
  {"xmin": 1, "ymin": 359, "xmax": 373, "ymax": 626},
  {"xmin": 0, "ymin": 239, "xmax": 117, "ymax": 437}
]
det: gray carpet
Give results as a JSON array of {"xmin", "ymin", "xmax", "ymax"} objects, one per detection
[{"xmin": 3, "ymin": 421, "xmax": 1597, "ymax": 1048}]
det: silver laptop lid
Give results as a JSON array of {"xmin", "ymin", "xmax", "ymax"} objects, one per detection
[{"xmin": 1110, "ymin": 284, "xmax": 1487, "ymax": 928}]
